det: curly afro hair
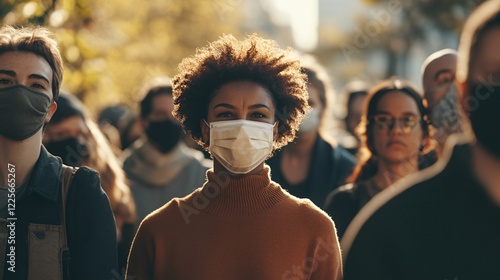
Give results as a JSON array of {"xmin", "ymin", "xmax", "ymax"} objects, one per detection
[{"xmin": 172, "ymin": 34, "xmax": 309, "ymax": 150}]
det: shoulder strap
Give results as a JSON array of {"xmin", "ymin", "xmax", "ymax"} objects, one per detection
[{"xmin": 61, "ymin": 165, "xmax": 78, "ymax": 251}]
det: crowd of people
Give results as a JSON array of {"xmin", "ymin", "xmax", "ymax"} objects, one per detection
[{"xmin": 0, "ymin": 1, "xmax": 499, "ymax": 279}]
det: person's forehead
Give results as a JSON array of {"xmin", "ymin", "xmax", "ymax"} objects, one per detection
[
  {"xmin": 350, "ymin": 94, "xmax": 366, "ymax": 110},
  {"xmin": 0, "ymin": 51, "xmax": 53, "ymax": 97},
  {"xmin": 376, "ymin": 91, "xmax": 420, "ymax": 114},
  {"xmin": 151, "ymin": 94, "xmax": 173, "ymax": 106},
  {"xmin": 472, "ymin": 28, "xmax": 500, "ymax": 76},
  {"xmin": 0, "ymin": 51, "xmax": 52, "ymax": 76},
  {"xmin": 307, "ymin": 84, "xmax": 321, "ymax": 102},
  {"xmin": 424, "ymin": 54, "xmax": 457, "ymax": 80},
  {"xmin": 210, "ymin": 81, "xmax": 275, "ymax": 107}
]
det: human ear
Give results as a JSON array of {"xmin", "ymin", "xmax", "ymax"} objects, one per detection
[
  {"xmin": 45, "ymin": 102, "xmax": 58, "ymax": 123},
  {"xmin": 201, "ymin": 119, "xmax": 210, "ymax": 147}
]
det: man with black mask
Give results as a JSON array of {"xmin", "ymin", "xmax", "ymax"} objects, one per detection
[
  {"xmin": 43, "ymin": 93, "xmax": 90, "ymax": 166},
  {"xmin": 342, "ymin": 1, "xmax": 500, "ymax": 279},
  {"xmin": 123, "ymin": 77, "xmax": 211, "ymax": 225}
]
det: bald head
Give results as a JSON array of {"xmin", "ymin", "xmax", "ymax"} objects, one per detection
[{"xmin": 422, "ymin": 49, "xmax": 458, "ymax": 107}]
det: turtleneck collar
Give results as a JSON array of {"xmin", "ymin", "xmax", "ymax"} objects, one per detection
[
  {"xmin": 199, "ymin": 165, "xmax": 287, "ymax": 216},
  {"xmin": 123, "ymin": 141, "xmax": 194, "ymax": 186}
]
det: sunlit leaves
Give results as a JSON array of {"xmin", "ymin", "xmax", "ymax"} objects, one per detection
[{"xmin": 1, "ymin": 0, "xmax": 243, "ymax": 112}]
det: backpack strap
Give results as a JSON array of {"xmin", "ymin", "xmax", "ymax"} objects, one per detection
[{"xmin": 61, "ymin": 165, "xmax": 78, "ymax": 251}]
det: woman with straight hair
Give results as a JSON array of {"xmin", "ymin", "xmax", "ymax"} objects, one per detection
[{"xmin": 325, "ymin": 78, "xmax": 435, "ymax": 239}]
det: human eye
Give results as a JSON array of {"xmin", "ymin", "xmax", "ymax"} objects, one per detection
[
  {"xmin": 0, "ymin": 78, "xmax": 13, "ymax": 86},
  {"xmin": 250, "ymin": 111, "xmax": 267, "ymax": 119},
  {"xmin": 31, "ymin": 81, "xmax": 48, "ymax": 90},
  {"xmin": 436, "ymin": 72, "xmax": 455, "ymax": 85},
  {"xmin": 215, "ymin": 111, "xmax": 234, "ymax": 118},
  {"xmin": 373, "ymin": 114, "xmax": 393, "ymax": 129},
  {"xmin": 401, "ymin": 116, "xmax": 418, "ymax": 130},
  {"xmin": 403, "ymin": 118, "xmax": 415, "ymax": 127}
]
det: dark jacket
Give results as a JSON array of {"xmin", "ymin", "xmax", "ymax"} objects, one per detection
[
  {"xmin": 1, "ymin": 146, "xmax": 117, "ymax": 279},
  {"xmin": 324, "ymin": 180, "xmax": 379, "ymax": 239},
  {"xmin": 343, "ymin": 143, "xmax": 500, "ymax": 279},
  {"xmin": 267, "ymin": 134, "xmax": 357, "ymax": 208},
  {"xmin": 325, "ymin": 154, "xmax": 438, "ymax": 240}
]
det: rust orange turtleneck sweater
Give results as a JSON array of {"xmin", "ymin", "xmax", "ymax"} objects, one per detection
[{"xmin": 126, "ymin": 166, "xmax": 342, "ymax": 280}]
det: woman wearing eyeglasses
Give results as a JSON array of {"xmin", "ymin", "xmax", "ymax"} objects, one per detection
[
  {"xmin": 324, "ymin": 78, "xmax": 435, "ymax": 240},
  {"xmin": 126, "ymin": 34, "xmax": 343, "ymax": 280}
]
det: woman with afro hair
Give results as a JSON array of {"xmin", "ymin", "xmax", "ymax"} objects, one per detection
[{"xmin": 126, "ymin": 34, "xmax": 342, "ymax": 280}]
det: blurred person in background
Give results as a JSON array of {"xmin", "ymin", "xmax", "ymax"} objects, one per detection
[
  {"xmin": 98, "ymin": 104, "xmax": 143, "ymax": 152},
  {"xmin": 341, "ymin": 2, "xmax": 500, "ymax": 278},
  {"xmin": 122, "ymin": 77, "xmax": 210, "ymax": 225},
  {"xmin": 43, "ymin": 93, "xmax": 136, "ymax": 272},
  {"xmin": 337, "ymin": 80, "xmax": 369, "ymax": 156},
  {"xmin": 0, "ymin": 25, "xmax": 116, "ymax": 279},
  {"xmin": 422, "ymin": 48, "xmax": 468, "ymax": 156},
  {"xmin": 127, "ymin": 34, "xmax": 342, "ymax": 280},
  {"xmin": 324, "ymin": 79, "xmax": 434, "ymax": 239},
  {"xmin": 267, "ymin": 54, "xmax": 356, "ymax": 209}
]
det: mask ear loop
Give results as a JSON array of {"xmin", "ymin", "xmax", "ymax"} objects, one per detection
[
  {"xmin": 203, "ymin": 120, "xmax": 212, "ymax": 151},
  {"xmin": 271, "ymin": 121, "xmax": 279, "ymax": 145}
]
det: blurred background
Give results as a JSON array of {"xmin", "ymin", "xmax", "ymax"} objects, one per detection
[{"xmin": 1, "ymin": 0, "xmax": 485, "ymax": 119}]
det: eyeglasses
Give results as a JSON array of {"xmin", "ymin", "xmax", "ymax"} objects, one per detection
[{"xmin": 371, "ymin": 114, "xmax": 420, "ymax": 134}]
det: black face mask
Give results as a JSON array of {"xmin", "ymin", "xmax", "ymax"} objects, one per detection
[
  {"xmin": 468, "ymin": 83, "xmax": 500, "ymax": 158},
  {"xmin": 45, "ymin": 137, "xmax": 89, "ymax": 167},
  {"xmin": 146, "ymin": 119, "xmax": 182, "ymax": 153},
  {"xmin": 0, "ymin": 85, "xmax": 51, "ymax": 140}
]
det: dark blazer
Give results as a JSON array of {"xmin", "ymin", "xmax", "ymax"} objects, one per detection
[{"xmin": 267, "ymin": 134, "xmax": 356, "ymax": 209}]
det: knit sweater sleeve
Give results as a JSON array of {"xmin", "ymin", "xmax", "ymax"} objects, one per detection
[
  {"xmin": 311, "ymin": 216, "xmax": 343, "ymax": 280},
  {"xmin": 126, "ymin": 217, "xmax": 155, "ymax": 280}
]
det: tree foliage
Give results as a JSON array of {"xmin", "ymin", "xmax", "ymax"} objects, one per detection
[
  {"xmin": 357, "ymin": 0, "xmax": 486, "ymax": 77},
  {"xmin": 1, "ymin": 0, "xmax": 243, "ymax": 114}
]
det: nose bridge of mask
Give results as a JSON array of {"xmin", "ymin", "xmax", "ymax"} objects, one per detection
[
  {"xmin": 6, "ymin": 85, "xmax": 51, "ymax": 109},
  {"xmin": 210, "ymin": 119, "xmax": 273, "ymax": 137}
]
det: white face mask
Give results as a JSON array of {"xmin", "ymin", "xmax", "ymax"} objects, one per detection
[
  {"xmin": 298, "ymin": 108, "xmax": 320, "ymax": 135},
  {"xmin": 207, "ymin": 119, "xmax": 275, "ymax": 174}
]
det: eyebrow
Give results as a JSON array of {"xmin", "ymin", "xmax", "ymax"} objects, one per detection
[
  {"xmin": 0, "ymin": 69, "xmax": 50, "ymax": 84},
  {"xmin": 248, "ymin": 104, "xmax": 271, "ymax": 110},
  {"xmin": 375, "ymin": 111, "xmax": 419, "ymax": 116},
  {"xmin": 213, "ymin": 103, "xmax": 271, "ymax": 110},
  {"xmin": 434, "ymin": 69, "xmax": 454, "ymax": 80},
  {"xmin": 29, "ymin": 73, "xmax": 50, "ymax": 84},
  {"xmin": 213, "ymin": 103, "xmax": 235, "ymax": 110},
  {"xmin": 0, "ymin": 69, "xmax": 16, "ymax": 76}
]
